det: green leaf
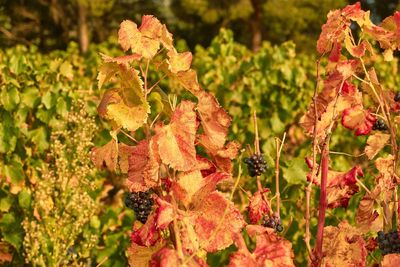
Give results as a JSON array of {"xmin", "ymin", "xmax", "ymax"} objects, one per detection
[
  {"xmin": 0, "ymin": 194, "xmax": 13, "ymax": 212},
  {"xmin": 18, "ymin": 189, "xmax": 31, "ymax": 209},
  {"xmin": 42, "ymin": 91, "xmax": 54, "ymax": 109},
  {"xmin": 0, "ymin": 213, "xmax": 23, "ymax": 250},
  {"xmin": 1, "ymin": 86, "xmax": 20, "ymax": 111},
  {"xmin": 28, "ymin": 127, "xmax": 49, "ymax": 152},
  {"xmin": 282, "ymin": 158, "xmax": 308, "ymax": 185},
  {"xmin": 3, "ymin": 161, "xmax": 24, "ymax": 184},
  {"xmin": 21, "ymin": 86, "xmax": 40, "ymax": 108},
  {"xmin": 56, "ymin": 97, "xmax": 68, "ymax": 116},
  {"xmin": 9, "ymin": 55, "xmax": 26, "ymax": 75},
  {"xmin": 60, "ymin": 61, "xmax": 74, "ymax": 79}
]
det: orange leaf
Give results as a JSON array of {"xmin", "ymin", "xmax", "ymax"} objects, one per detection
[
  {"xmin": 197, "ymin": 91, "xmax": 231, "ymax": 153},
  {"xmin": 156, "ymin": 101, "xmax": 197, "ymax": 171},
  {"xmin": 355, "ymin": 187, "xmax": 382, "ymax": 233},
  {"xmin": 91, "ymin": 139, "xmax": 118, "ymax": 172},
  {"xmin": 322, "ymin": 221, "xmax": 367, "ymax": 267},
  {"xmin": 190, "ymin": 191, "xmax": 245, "ymax": 252},
  {"xmin": 382, "ymin": 254, "xmax": 400, "ymax": 267}
]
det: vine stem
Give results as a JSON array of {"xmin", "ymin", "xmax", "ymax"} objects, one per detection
[
  {"xmin": 315, "ymin": 143, "xmax": 329, "ymax": 265},
  {"xmin": 275, "ymin": 132, "xmax": 286, "ymax": 217},
  {"xmin": 304, "ymin": 57, "xmax": 323, "ymax": 263},
  {"xmin": 253, "ymin": 111, "xmax": 263, "ymax": 191}
]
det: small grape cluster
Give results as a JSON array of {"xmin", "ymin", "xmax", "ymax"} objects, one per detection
[
  {"xmin": 244, "ymin": 154, "xmax": 268, "ymax": 177},
  {"xmin": 125, "ymin": 191, "xmax": 154, "ymax": 224},
  {"xmin": 377, "ymin": 230, "xmax": 400, "ymax": 255},
  {"xmin": 394, "ymin": 92, "xmax": 400, "ymax": 102},
  {"xmin": 372, "ymin": 118, "xmax": 388, "ymax": 131},
  {"xmin": 263, "ymin": 215, "xmax": 283, "ymax": 233}
]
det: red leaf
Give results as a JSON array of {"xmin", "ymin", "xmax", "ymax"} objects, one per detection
[
  {"xmin": 127, "ymin": 140, "xmax": 160, "ymax": 192},
  {"xmin": 131, "ymin": 213, "xmax": 161, "ymax": 247},
  {"xmin": 247, "ymin": 189, "xmax": 270, "ymax": 224},
  {"xmin": 155, "ymin": 197, "xmax": 174, "ymax": 230},
  {"xmin": 229, "ymin": 225, "xmax": 295, "ymax": 267},
  {"xmin": 342, "ymin": 105, "xmax": 376, "ymax": 135}
]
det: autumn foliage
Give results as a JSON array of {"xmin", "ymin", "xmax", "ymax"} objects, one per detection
[{"xmin": 91, "ymin": 2, "xmax": 400, "ymax": 266}]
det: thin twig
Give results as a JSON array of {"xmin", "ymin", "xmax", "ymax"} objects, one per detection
[{"xmin": 120, "ymin": 129, "xmax": 138, "ymax": 143}]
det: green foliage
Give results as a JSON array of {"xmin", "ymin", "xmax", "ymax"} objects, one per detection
[
  {"xmin": 194, "ymin": 29, "xmax": 315, "ymax": 156},
  {"xmin": 0, "ymin": 43, "xmax": 133, "ymax": 265}
]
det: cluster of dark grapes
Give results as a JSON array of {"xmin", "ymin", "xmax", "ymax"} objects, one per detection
[
  {"xmin": 244, "ymin": 154, "xmax": 268, "ymax": 177},
  {"xmin": 125, "ymin": 191, "xmax": 154, "ymax": 224},
  {"xmin": 372, "ymin": 118, "xmax": 388, "ymax": 131},
  {"xmin": 377, "ymin": 230, "xmax": 400, "ymax": 255},
  {"xmin": 394, "ymin": 92, "xmax": 400, "ymax": 102},
  {"xmin": 263, "ymin": 215, "xmax": 283, "ymax": 233}
]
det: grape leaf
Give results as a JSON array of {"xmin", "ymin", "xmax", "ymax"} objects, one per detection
[
  {"xmin": 355, "ymin": 187, "xmax": 382, "ymax": 233},
  {"xmin": 167, "ymin": 51, "xmax": 193, "ymax": 73},
  {"xmin": 382, "ymin": 254, "xmax": 400, "ymax": 267},
  {"xmin": 156, "ymin": 101, "xmax": 197, "ymax": 171},
  {"xmin": 364, "ymin": 132, "xmax": 390, "ymax": 159},
  {"xmin": 229, "ymin": 225, "xmax": 295, "ymax": 267},
  {"xmin": 149, "ymin": 247, "xmax": 208, "ymax": 267},
  {"xmin": 190, "ymin": 191, "xmax": 245, "ymax": 252},
  {"xmin": 365, "ymin": 12, "xmax": 400, "ymax": 52},
  {"xmin": 342, "ymin": 105, "xmax": 376, "ymax": 135},
  {"xmin": 97, "ymin": 66, "xmax": 149, "ymax": 132},
  {"xmin": 118, "ymin": 19, "xmax": 159, "ymax": 59},
  {"xmin": 91, "ymin": 139, "xmax": 118, "ymax": 172},
  {"xmin": 247, "ymin": 189, "xmax": 270, "ymax": 224},
  {"xmin": 300, "ymin": 80, "xmax": 361, "ymax": 139},
  {"xmin": 128, "ymin": 241, "xmax": 164, "ymax": 267},
  {"xmin": 131, "ymin": 213, "xmax": 161, "ymax": 247},
  {"xmin": 100, "ymin": 53, "xmax": 142, "ymax": 65},
  {"xmin": 127, "ymin": 140, "xmax": 160, "ymax": 192},
  {"xmin": 307, "ymin": 163, "xmax": 363, "ymax": 208},
  {"xmin": 322, "ymin": 221, "xmax": 367, "ymax": 266},
  {"xmin": 118, "ymin": 143, "xmax": 136, "ymax": 173},
  {"xmin": 118, "ymin": 15, "xmax": 174, "ymax": 59},
  {"xmin": 317, "ymin": 2, "xmax": 367, "ymax": 54},
  {"xmin": 155, "ymin": 197, "xmax": 174, "ymax": 230},
  {"xmin": 197, "ymin": 90, "xmax": 231, "ymax": 152}
]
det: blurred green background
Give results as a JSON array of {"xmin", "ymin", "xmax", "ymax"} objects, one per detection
[{"xmin": 0, "ymin": 0, "xmax": 400, "ymax": 266}]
